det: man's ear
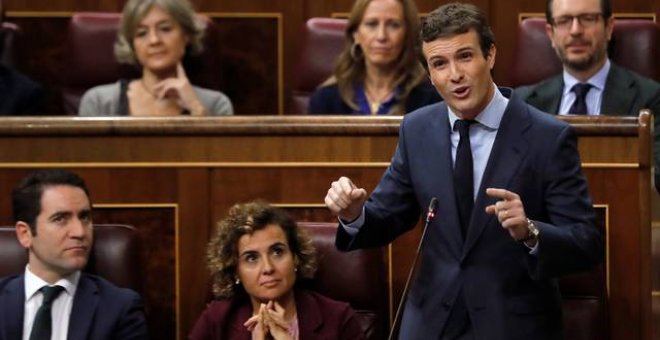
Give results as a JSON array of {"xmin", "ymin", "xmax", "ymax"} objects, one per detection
[
  {"xmin": 545, "ymin": 23, "xmax": 557, "ymax": 49},
  {"xmin": 15, "ymin": 221, "xmax": 34, "ymax": 249}
]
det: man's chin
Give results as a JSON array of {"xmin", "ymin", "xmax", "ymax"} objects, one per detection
[{"xmin": 564, "ymin": 56, "xmax": 595, "ymax": 71}]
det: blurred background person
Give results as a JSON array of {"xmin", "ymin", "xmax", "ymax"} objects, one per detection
[
  {"xmin": 308, "ymin": 0, "xmax": 440, "ymax": 115},
  {"xmin": 0, "ymin": 3, "xmax": 43, "ymax": 115},
  {"xmin": 190, "ymin": 201, "xmax": 364, "ymax": 340},
  {"xmin": 79, "ymin": 0, "xmax": 233, "ymax": 116},
  {"xmin": 515, "ymin": 0, "xmax": 660, "ymax": 190}
]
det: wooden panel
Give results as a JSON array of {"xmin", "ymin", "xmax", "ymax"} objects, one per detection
[
  {"xmin": 0, "ymin": 115, "xmax": 652, "ymax": 339},
  {"xmin": 92, "ymin": 206, "xmax": 177, "ymax": 340}
]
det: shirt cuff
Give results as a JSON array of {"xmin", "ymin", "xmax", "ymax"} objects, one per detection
[
  {"xmin": 339, "ymin": 207, "xmax": 366, "ymax": 236},
  {"xmin": 525, "ymin": 240, "xmax": 539, "ymax": 255}
]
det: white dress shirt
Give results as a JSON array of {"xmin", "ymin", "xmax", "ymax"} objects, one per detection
[
  {"xmin": 558, "ymin": 59, "xmax": 610, "ymax": 115},
  {"xmin": 23, "ymin": 266, "xmax": 79, "ymax": 340}
]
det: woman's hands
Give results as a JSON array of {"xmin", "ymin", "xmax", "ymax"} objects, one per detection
[
  {"xmin": 153, "ymin": 63, "xmax": 208, "ymax": 116},
  {"xmin": 244, "ymin": 301, "xmax": 293, "ymax": 340}
]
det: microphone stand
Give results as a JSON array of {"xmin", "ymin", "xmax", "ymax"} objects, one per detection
[{"xmin": 388, "ymin": 197, "xmax": 438, "ymax": 340}]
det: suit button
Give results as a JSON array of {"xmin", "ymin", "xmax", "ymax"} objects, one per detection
[{"xmin": 442, "ymin": 301, "xmax": 451, "ymax": 310}]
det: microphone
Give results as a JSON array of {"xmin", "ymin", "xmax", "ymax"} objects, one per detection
[{"xmin": 388, "ymin": 197, "xmax": 438, "ymax": 340}]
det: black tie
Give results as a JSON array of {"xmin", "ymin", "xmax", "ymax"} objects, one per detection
[
  {"xmin": 453, "ymin": 119, "xmax": 475, "ymax": 240},
  {"xmin": 568, "ymin": 83, "xmax": 592, "ymax": 114},
  {"xmin": 30, "ymin": 285, "xmax": 64, "ymax": 340}
]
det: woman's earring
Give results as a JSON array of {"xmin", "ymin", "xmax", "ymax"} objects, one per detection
[
  {"xmin": 350, "ymin": 43, "xmax": 362, "ymax": 60},
  {"xmin": 235, "ymin": 278, "xmax": 240, "ymax": 285},
  {"xmin": 294, "ymin": 268, "xmax": 298, "ymax": 273}
]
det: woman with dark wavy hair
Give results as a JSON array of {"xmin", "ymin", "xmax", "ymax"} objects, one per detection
[
  {"xmin": 308, "ymin": 0, "xmax": 440, "ymax": 115},
  {"xmin": 190, "ymin": 201, "xmax": 364, "ymax": 340}
]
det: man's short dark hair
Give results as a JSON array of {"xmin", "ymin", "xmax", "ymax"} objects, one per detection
[
  {"xmin": 545, "ymin": 0, "xmax": 612, "ymax": 24},
  {"xmin": 421, "ymin": 2, "xmax": 495, "ymax": 58},
  {"xmin": 12, "ymin": 169, "xmax": 91, "ymax": 234}
]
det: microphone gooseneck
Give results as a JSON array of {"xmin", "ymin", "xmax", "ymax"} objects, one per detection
[{"xmin": 388, "ymin": 197, "xmax": 438, "ymax": 340}]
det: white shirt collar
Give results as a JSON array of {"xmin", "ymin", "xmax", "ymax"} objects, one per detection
[
  {"xmin": 24, "ymin": 265, "xmax": 80, "ymax": 302},
  {"xmin": 448, "ymin": 83, "xmax": 508, "ymax": 130}
]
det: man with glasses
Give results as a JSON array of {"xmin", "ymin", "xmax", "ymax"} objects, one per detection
[{"xmin": 516, "ymin": 0, "xmax": 660, "ymax": 188}]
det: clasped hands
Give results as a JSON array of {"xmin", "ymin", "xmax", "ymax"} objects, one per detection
[{"xmin": 244, "ymin": 301, "xmax": 293, "ymax": 340}]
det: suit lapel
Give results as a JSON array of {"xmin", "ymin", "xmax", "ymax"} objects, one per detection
[
  {"xmin": 68, "ymin": 274, "xmax": 99, "ymax": 340},
  {"xmin": 601, "ymin": 65, "xmax": 636, "ymax": 115},
  {"xmin": 463, "ymin": 92, "xmax": 531, "ymax": 257},
  {"xmin": 527, "ymin": 75, "xmax": 563, "ymax": 114},
  {"xmin": 0, "ymin": 276, "xmax": 26, "ymax": 340}
]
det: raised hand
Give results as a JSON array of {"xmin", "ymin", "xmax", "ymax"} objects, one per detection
[
  {"xmin": 484, "ymin": 188, "xmax": 531, "ymax": 242},
  {"xmin": 153, "ymin": 62, "xmax": 207, "ymax": 115},
  {"xmin": 325, "ymin": 176, "xmax": 368, "ymax": 223}
]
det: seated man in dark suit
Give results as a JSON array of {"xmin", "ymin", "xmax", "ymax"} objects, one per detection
[
  {"xmin": 0, "ymin": 7, "xmax": 43, "ymax": 115},
  {"xmin": 515, "ymin": 0, "xmax": 660, "ymax": 188},
  {"xmin": 0, "ymin": 169, "xmax": 148, "ymax": 340},
  {"xmin": 0, "ymin": 63, "xmax": 43, "ymax": 115}
]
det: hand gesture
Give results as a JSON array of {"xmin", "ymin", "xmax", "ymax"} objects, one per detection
[
  {"xmin": 263, "ymin": 301, "xmax": 293, "ymax": 340},
  {"xmin": 244, "ymin": 304, "xmax": 266, "ymax": 340},
  {"xmin": 153, "ymin": 63, "xmax": 207, "ymax": 115},
  {"xmin": 325, "ymin": 176, "xmax": 368, "ymax": 223},
  {"xmin": 244, "ymin": 302, "xmax": 293, "ymax": 340},
  {"xmin": 484, "ymin": 188, "xmax": 532, "ymax": 243}
]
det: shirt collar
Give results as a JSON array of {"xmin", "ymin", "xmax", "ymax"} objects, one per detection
[
  {"xmin": 448, "ymin": 83, "xmax": 508, "ymax": 130},
  {"xmin": 562, "ymin": 58, "xmax": 610, "ymax": 94},
  {"xmin": 24, "ymin": 265, "xmax": 80, "ymax": 301}
]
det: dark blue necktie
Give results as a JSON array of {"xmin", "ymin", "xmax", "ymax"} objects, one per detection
[
  {"xmin": 453, "ymin": 119, "xmax": 475, "ymax": 240},
  {"xmin": 568, "ymin": 83, "xmax": 592, "ymax": 114},
  {"xmin": 30, "ymin": 285, "xmax": 64, "ymax": 340}
]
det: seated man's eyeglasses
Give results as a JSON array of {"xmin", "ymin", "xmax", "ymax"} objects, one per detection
[{"xmin": 551, "ymin": 13, "xmax": 603, "ymax": 31}]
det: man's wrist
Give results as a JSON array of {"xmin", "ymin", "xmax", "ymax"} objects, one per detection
[{"xmin": 519, "ymin": 218, "xmax": 539, "ymax": 244}]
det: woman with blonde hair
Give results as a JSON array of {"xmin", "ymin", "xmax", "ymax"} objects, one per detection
[
  {"xmin": 190, "ymin": 201, "xmax": 364, "ymax": 339},
  {"xmin": 79, "ymin": 0, "xmax": 233, "ymax": 116},
  {"xmin": 308, "ymin": 0, "xmax": 440, "ymax": 115}
]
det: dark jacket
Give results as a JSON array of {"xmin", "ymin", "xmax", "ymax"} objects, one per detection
[
  {"xmin": 336, "ymin": 88, "xmax": 602, "ymax": 339},
  {"xmin": 0, "ymin": 273, "xmax": 148, "ymax": 340},
  {"xmin": 189, "ymin": 290, "xmax": 365, "ymax": 340},
  {"xmin": 308, "ymin": 79, "xmax": 441, "ymax": 114}
]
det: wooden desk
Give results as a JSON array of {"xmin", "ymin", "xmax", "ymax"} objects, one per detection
[{"xmin": 0, "ymin": 114, "xmax": 652, "ymax": 339}]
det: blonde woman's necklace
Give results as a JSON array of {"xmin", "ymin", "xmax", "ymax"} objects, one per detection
[{"xmin": 365, "ymin": 88, "xmax": 393, "ymax": 114}]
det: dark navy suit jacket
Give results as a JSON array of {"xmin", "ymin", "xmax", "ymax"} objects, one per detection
[
  {"xmin": 0, "ymin": 273, "xmax": 148, "ymax": 340},
  {"xmin": 335, "ymin": 88, "xmax": 603, "ymax": 340},
  {"xmin": 0, "ymin": 65, "xmax": 43, "ymax": 115},
  {"xmin": 308, "ymin": 79, "xmax": 441, "ymax": 114}
]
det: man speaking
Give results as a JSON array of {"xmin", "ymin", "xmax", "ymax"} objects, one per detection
[{"xmin": 324, "ymin": 3, "xmax": 603, "ymax": 339}]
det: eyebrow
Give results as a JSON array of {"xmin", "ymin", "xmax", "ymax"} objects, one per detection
[
  {"xmin": 48, "ymin": 210, "xmax": 72, "ymax": 221},
  {"xmin": 455, "ymin": 46, "xmax": 475, "ymax": 54},
  {"xmin": 48, "ymin": 207, "xmax": 92, "ymax": 220},
  {"xmin": 239, "ymin": 241, "xmax": 288, "ymax": 256}
]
